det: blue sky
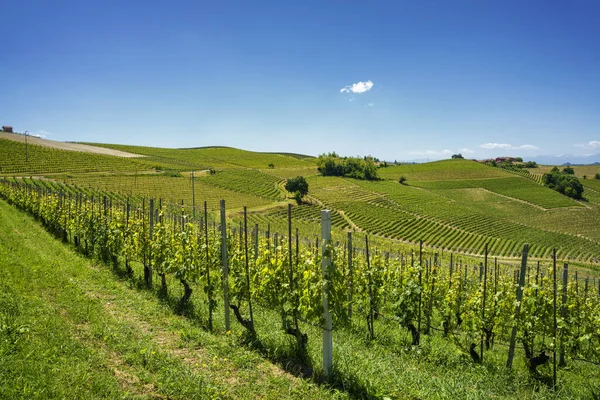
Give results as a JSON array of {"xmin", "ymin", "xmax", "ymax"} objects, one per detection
[{"xmin": 1, "ymin": 0, "xmax": 599, "ymax": 161}]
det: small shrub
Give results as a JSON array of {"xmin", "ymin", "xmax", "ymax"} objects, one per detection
[{"xmin": 399, "ymin": 176, "xmax": 407, "ymax": 185}]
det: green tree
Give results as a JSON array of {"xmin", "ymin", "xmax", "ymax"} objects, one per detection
[
  {"xmin": 285, "ymin": 176, "xmax": 309, "ymax": 204},
  {"xmin": 542, "ymin": 169, "xmax": 584, "ymax": 199},
  {"xmin": 451, "ymin": 153, "xmax": 464, "ymax": 159},
  {"xmin": 563, "ymin": 166, "xmax": 575, "ymax": 174}
]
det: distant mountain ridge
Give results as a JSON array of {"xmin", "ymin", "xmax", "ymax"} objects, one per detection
[{"xmin": 526, "ymin": 154, "xmax": 600, "ymax": 165}]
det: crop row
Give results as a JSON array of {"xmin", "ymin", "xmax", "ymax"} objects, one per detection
[
  {"xmin": 412, "ymin": 177, "xmax": 580, "ymax": 209},
  {"xmin": 0, "ymin": 138, "xmax": 182, "ymax": 175},
  {"xmin": 83, "ymin": 143, "xmax": 316, "ymax": 170},
  {"xmin": 1, "ymin": 176, "xmax": 598, "ymax": 383}
]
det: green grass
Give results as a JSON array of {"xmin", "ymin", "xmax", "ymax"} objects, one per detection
[
  {"xmin": 0, "ymin": 199, "xmax": 339, "ymax": 399},
  {"xmin": 2, "ymin": 198, "xmax": 600, "ymax": 399}
]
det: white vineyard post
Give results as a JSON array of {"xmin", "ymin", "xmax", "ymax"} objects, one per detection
[
  {"xmin": 321, "ymin": 210, "xmax": 333, "ymax": 377},
  {"xmin": 220, "ymin": 199, "xmax": 230, "ymax": 331}
]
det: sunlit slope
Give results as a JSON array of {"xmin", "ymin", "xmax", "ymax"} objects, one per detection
[
  {"xmin": 8, "ymin": 136, "xmax": 600, "ymax": 262},
  {"xmin": 378, "ymin": 159, "xmax": 508, "ymax": 181},
  {"xmin": 84, "ymin": 143, "xmax": 317, "ymax": 170},
  {"xmin": 306, "ymin": 161, "xmax": 600, "ymax": 261},
  {"xmin": 0, "ymin": 138, "xmax": 174, "ymax": 175},
  {"xmin": 56, "ymin": 169, "xmax": 286, "ymax": 212}
]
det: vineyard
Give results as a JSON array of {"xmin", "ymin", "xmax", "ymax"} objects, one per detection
[
  {"xmin": 3, "ymin": 132, "xmax": 600, "ymax": 266},
  {"xmin": 1, "ymin": 177, "xmax": 599, "ymax": 398},
  {"xmin": 0, "ymin": 138, "xmax": 182, "ymax": 174},
  {"xmin": 82, "ymin": 143, "xmax": 317, "ymax": 170}
]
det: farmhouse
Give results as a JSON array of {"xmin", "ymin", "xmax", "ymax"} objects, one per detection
[{"xmin": 1, "ymin": 126, "xmax": 13, "ymax": 133}]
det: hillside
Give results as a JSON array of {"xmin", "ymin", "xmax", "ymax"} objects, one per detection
[
  {"xmin": 2, "ymin": 140, "xmax": 600, "ymax": 263},
  {"xmin": 0, "ymin": 131, "xmax": 141, "ymax": 157}
]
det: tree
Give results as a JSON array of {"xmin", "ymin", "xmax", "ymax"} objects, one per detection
[
  {"xmin": 595, "ymin": 173, "xmax": 600, "ymax": 180},
  {"xmin": 451, "ymin": 154, "xmax": 464, "ymax": 159},
  {"xmin": 285, "ymin": 176, "xmax": 309, "ymax": 204},
  {"xmin": 399, "ymin": 176, "xmax": 407, "ymax": 185},
  {"xmin": 542, "ymin": 169, "xmax": 584, "ymax": 200},
  {"xmin": 562, "ymin": 166, "xmax": 575, "ymax": 175},
  {"xmin": 316, "ymin": 152, "xmax": 380, "ymax": 180}
]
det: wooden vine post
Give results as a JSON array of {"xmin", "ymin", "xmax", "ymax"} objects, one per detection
[
  {"xmin": 552, "ymin": 248, "xmax": 557, "ymax": 389},
  {"xmin": 191, "ymin": 171, "xmax": 195, "ymax": 219},
  {"xmin": 365, "ymin": 235, "xmax": 374, "ymax": 340},
  {"xmin": 321, "ymin": 209, "xmax": 333, "ymax": 377},
  {"xmin": 220, "ymin": 200, "xmax": 230, "ymax": 331},
  {"xmin": 204, "ymin": 201, "xmax": 213, "ymax": 331},
  {"xmin": 559, "ymin": 263, "xmax": 569, "ymax": 367},
  {"xmin": 243, "ymin": 207, "xmax": 254, "ymax": 328},
  {"xmin": 506, "ymin": 243, "xmax": 529, "ymax": 368},
  {"xmin": 417, "ymin": 239, "xmax": 423, "ymax": 343},
  {"xmin": 287, "ymin": 204, "xmax": 303, "ymax": 345},
  {"xmin": 480, "ymin": 243, "xmax": 488, "ymax": 361},
  {"xmin": 146, "ymin": 198, "xmax": 154, "ymax": 288},
  {"xmin": 347, "ymin": 231, "xmax": 353, "ymax": 321}
]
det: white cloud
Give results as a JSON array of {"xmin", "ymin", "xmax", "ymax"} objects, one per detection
[
  {"xmin": 480, "ymin": 143, "xmax": 512, "ymax": 149},
  {"xmin": 458, "ymin": 148, "xmax": 474, "ymax": 154},
  {"xmin": 574, "ymin": 140, "xmax": 600, "ymax": 148},
  {"xmin": 480, "ymin": 143, "xmax": 538, "ymax": 150},
  {"xmin": 409, "ymin": 149, "xmax": 453, "ymax": 156},
  {"xmin": 365, "ymin": 103, "xmax": 374, "ymax": 108},
  {"xmin": 340, "ymin": 80, "xmax": 374, "ymax": 94}
]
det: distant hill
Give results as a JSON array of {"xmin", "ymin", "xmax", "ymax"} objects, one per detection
[{"xmin": 526, "ymin": 153, "xmax": 600, "ymax": 165}]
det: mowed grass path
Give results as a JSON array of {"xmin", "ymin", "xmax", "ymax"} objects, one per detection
[{"xmin": 0, "ymin": 200, "xmax": 339, "ymax": 399}]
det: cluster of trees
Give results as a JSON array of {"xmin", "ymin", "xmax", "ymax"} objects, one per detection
[
  {"xmin": 487, "ymin": 159, "xmax": 537, "ymax": 169},
  {"xmin": 542, "ymin": 166, "xmax": 584, "ymax": 200},
  {"xmin": 316, "ymin": 152, "xmax": 379, "ymax": 180}
]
